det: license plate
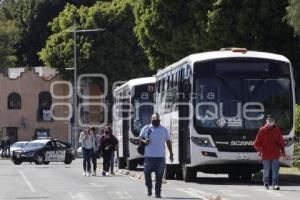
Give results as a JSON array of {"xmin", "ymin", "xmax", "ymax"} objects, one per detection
[{"xmin": 237, "ymin": 153, "xmax": 249, "ymax": 160}]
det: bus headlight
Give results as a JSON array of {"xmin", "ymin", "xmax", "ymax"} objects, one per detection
[
  {"xmin": 191, "ymin": 136, "xmax": 212, "ymax": 147},
  {"xmin": 284, "ymin": 138, "xmax": 294, "ymax": 147}
]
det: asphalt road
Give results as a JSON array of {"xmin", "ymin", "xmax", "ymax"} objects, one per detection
[{"xmin": 0, "ymin": 159, "xmax": 299, "ymax": 200}]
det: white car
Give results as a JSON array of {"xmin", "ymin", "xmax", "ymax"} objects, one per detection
[{"xmin": 76, "ymin": 147, "xmax": 83, "ymax": 158}]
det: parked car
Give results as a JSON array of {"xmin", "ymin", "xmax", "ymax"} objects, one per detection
[
  {"xmin": 11, "ymin": 138, "xmax": 76, "ymax": 165},
  {"xmin": 76, "ymin": 146, "xmax": 83, "ymax": 158}
]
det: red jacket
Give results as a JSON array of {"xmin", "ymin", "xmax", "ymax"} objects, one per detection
[{"xmin": 254, "ymin": 124, "xmax": 285, "ymax": 160}]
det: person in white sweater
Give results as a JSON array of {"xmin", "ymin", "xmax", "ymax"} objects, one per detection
[{"xmin": 79, "ymin": 127, "xmax": 95, "ymax": 176}]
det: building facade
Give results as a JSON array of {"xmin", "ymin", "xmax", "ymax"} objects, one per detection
[{"xmin": 0, "ymin": 67, "xmax": 70, "ymax": 143}]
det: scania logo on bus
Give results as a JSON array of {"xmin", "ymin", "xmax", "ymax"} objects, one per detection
[{"xmin": 230, "ymin": 140, "xmax": 255, "ymax": 146}]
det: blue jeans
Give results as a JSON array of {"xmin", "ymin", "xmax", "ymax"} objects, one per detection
[
  {"xmin": 82, "ymin": 147, "xmax": 93, "ymax": 172},
  {"xmin": 144, "ymin": 157, "xmax": 165, "ymax": 195},
  {"xmin": 263, "ymin": 160, "xmax": 279, "ymax": 185}
]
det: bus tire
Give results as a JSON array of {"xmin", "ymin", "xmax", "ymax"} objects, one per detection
[
  {"xmin": 164, "ymin": 164, "xmax": 176, "ymax": 180},
  {"xmin": 175, "ymin": 165, "xmax": 183, "ymax": 180},
  {"xmin": 118, "ymin": 157, "xmax": 127, "ymax": 169},
  {"xmin": 183, "ymin": 165, "xmax": 196, "ymax": 182},
  {"xmin": 241, "ymin": 173, "xmax": 252, "ymax": 182},
  {"xmin": 228, "ymin": 172, "xmax": 240, "ymax": 181},
  {"xmin": 127, "ymin": 159, "xmax": 138, "ymax": 170}
]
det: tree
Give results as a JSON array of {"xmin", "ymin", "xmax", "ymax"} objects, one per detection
[
  {"xmin": 133, "ymin": 0, "xmax": 212, "ymax": 70},
  {"xmin": 39, "ymin": 0, "xmax": 151, "ymax": 81},
  {"xmin": 286, "ymin": 0, "xmax": 300, "ymax": 36},
  {"xmin": 0, "ymin": 12, "xmax": 19, "ymax": 69},
  {"xmin": 0, "ymin": 0, "xmax": 98, "ymax": 67}
]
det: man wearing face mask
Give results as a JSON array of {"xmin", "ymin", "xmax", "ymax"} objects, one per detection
[
  {"xmin": 254, "ymin": 115, "xmax": 285, "ymax": 190},
  {"xmin": 139, "ymin": 113, "xmax": 173, "ymax": 198}
]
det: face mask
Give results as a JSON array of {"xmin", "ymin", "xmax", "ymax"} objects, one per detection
[
  {"xmin": 152, "ymin": 120, "xmax": 160, "ymax": 127},
  {"xmin": 267, "ymin": 121, "xmax": 275, "ymax": 127}
]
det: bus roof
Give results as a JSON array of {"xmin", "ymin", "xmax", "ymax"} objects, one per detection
[
  {"xmin": 114, "ymin": 77, "xmax": 155, "ymax": 92},
  {"xmin": 156, "ymin": 50, "xmax": 291, "ymax": 77}
]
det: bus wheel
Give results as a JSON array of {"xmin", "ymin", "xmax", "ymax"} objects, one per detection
[
  {"xmin": 241, "ymin": 173, "xmax": 252, "ymax": 182},
  {"xmin": 118, "ymin": 157, "xmax": 127, "ymax": 169},
  {"xmin": 164, "ymin": 164, "xmax": 176, "ymax": 180},
  {"xmin": 183, "ymin": 165, "xmax": 196, "ymax": 182},
  {"xmin": 228, "ymin": 172, "xmax": 240, "ymax": 181},
  {"xmin": 175, "ymin": 165, "xmax": 183, "ymax": 180},
  {"xmin": 127, "ymin": 159, "xmax": 138, "ymax": 170}
]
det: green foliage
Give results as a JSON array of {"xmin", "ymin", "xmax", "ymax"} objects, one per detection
[
  {"xmin": 0, "ymin": 12, "xmax": 19, "ymax": 69},
  {"xmin": 133, "ymin": 0, "xmax": 212, "ymax": 70},
  {"xmin": 0, "ymin": 0, "xmax": 99, "ymax": 67},
  {"xmin": 39, "ymin": 0, "xmax": 150, "ymax": 82},
  {"xmin": 286, "ymin": 0, "xmax": 300, "ymax": 36},
  {"xmin": 296, "ymin": 105, "xmax": 300, "ymax": 137}
]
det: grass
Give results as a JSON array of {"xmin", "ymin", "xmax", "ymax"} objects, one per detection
[{"xmin": 280, "ymin": 167, "xmax": 300, "ymax": 175}]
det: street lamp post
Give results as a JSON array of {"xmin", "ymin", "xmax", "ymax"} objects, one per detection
[{"xmin": 67, "ymin": 20, "xmax": 106, "ymax": 148}]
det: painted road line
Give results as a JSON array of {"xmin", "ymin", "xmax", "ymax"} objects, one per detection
[
  {"xmin": 18, "ymin": 170, "xmax": 36, "ymax": 193},
  {"xmin": 107, "ymin": 191, "xmax": 133, "ymax": 199},
  {"xmin": 217, "ymin": 189, "xmax": 249, "ymax": 198},
  {"xmin": 177, "ymin": 188, "xmax": 226, "ymax": 200},
  {"xmin": 69, "ymin": 192, "xmax": 94, "ymax": 200}
]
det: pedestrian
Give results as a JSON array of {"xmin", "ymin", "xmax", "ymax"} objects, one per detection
[
  {"xmin": 91, "ymin": 127, "xmax": 101, "ymax": 176},
  {"xmin": 0, "ymin": 137, "xmax": 4, "ymax": 158},
  {"xmin": 99, "ymin": 126, "xmax": 118, "ymax": 176},
  {"xmin": 79, "ymin": 127, "xmax": 95, "ymax": 177},
  {"xmin": 5, "ymin": 137, "xmax": 11, "ymax": 157},
  {"xmin": 254, "ymin": 115, "xmax": 285, "ymax": 190},
  {"xmin": 139, "ymin": 113, "xmax": 173, "ymax": 198},
  {"xmin": 110, "ymin": 134, "xmax": 118, "ymax": 175}
]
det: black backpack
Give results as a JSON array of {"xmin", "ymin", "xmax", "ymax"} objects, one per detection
[{"xmin": 137, "ymin": 126, "xmax": 152, "ymax": 155}]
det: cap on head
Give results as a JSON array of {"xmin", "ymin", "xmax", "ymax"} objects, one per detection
[{"xmin": 151, "ymin": 113, "xmax": 160, "ymax": 121}]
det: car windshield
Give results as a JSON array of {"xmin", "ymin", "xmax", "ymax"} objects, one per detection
[
  {"xmin": 24, "ymin": 141, "xmax": 47, "ymax": 149},
  {"xmin": 11, "ymin": 142, "xmax": 27, "ymax": 148},
  {"xmin": 131, "ymin": 84, "xmax": 155, "ymax": 137},
  {"xmin": 193, "ymin": 58, "xmax": 292, "ymax": 134}
]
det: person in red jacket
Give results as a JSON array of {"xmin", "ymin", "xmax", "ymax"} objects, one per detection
[{"xmin": 254, "ymin": 115, "xmax": 285, "ymax": 190}]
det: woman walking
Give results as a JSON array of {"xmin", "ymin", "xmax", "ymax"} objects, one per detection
[
  {"xmin": 79, "ymin": 127, "xmax": 95, "ymax": 176},
  {"xmin": 100, "ymin": 126, "xmax": 118, "ymax": 176}
]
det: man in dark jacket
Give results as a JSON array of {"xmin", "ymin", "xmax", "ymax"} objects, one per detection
[{"xmin": 254, "ymin": 115, "xmax": 285, "ymax": 190}]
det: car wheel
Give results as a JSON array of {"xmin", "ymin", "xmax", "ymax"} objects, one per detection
[
  {"xmin": 43, "ymin": 161, "xmax": 50, "ymax": 165},
  {"xmin": 13, "ymin": 160, "xmax": 22, "ymax": 165},
  {"xmin": 35, "ymin": 153, "xmax": 45, "ymax": 165},
  {"xmin": 64, "ymin": 154, "xmax": 72, "ymax": 165}
]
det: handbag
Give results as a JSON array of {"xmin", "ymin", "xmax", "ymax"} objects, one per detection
[{"xmin": 137, "ymin": 126, "xmax": 152, "ymax": 155}]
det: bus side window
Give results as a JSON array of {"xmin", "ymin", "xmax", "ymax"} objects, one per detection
[{"xmin": 162, "ymin": 78, "xmax": 165, "ymax": 92}]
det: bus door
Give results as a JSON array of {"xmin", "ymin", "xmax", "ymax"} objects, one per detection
[
  {"xmin": 178, "ymin": 67, "xmax": 191, "ymax": 164},
  {"xmin": 122, "ymin": 98, "xmax": 130, "ymax": 158}
]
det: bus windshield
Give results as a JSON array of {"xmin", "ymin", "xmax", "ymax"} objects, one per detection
[
  {"xmin": 193, "ymin": 58, "xmax": 292, "ymax": 134},
  {"xmin": 131, "ymin": 84, "xmax": 155, "ymax": 137}
]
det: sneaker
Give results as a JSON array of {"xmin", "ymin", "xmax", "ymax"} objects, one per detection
[
  {"xmin": 110, "ymin": 172, "xmax": 115, "ymax": 175},
  {"xmin": 155, "ymin": 194, "xmax": 161, "ymax": 198},
  {"xmin": 273, "ymin": 185, "xmax": 280, "ymax": 190},
  {"xmin": 102, "ymin": 171, "xmax": 106, "ymax": 176},
  {"xmin": 87, "ymin": 172, "xmax": 92, "ymax": 177},
  {"xmin": 92, "ymin": 172, "xmax": 96, "ymax": 176},
  {"xmin": 147, "ymin": 191, "xmax": 152, "ymax": 197},
  {"xmin": 82, "ymin": 172, "xmax": 87, "ymax": 176},
  {"xmin": 264, "ymin": 183, "xmax": 269, "ymax": 190}
]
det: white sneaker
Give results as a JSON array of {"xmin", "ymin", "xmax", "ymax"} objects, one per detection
[
  {"xmin": 87, "ymin": 172, "xmax": 92, "ymax": 177},
  {"xmin": 273, "ymin": 185, "xmax": 280, "ymax": 190},
  {"xmin": 82, "ymin": 172, "xmax": 87, "ymax": 176}
]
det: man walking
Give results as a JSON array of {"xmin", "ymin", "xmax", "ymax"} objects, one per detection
[
  {"xmin": 254, "ymin": 115, "xmax": 285, "ymax": 190},
  {"xmin": 139, "ymin": 113, "xmax": 173, "ymax": 198}
]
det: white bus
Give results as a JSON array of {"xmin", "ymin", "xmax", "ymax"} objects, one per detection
[
  {"xmin": 113, "ymin": 77, "xmax": 155, "ymax": 170},
  {"xmin": 155, "ymin": 48, "xmax": 296, "ymax": 182}
]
